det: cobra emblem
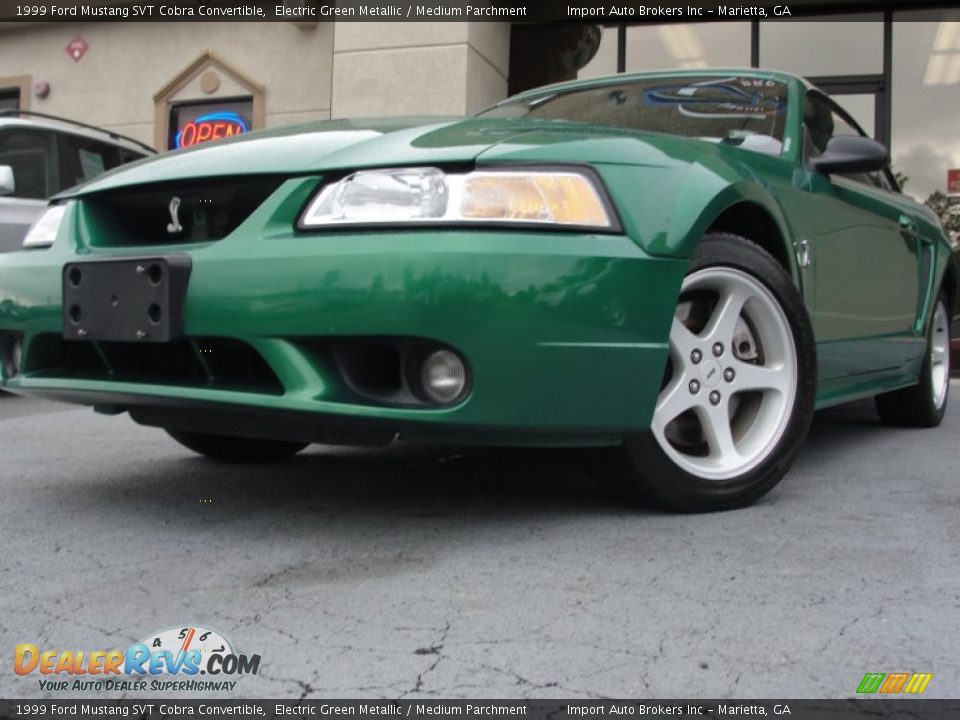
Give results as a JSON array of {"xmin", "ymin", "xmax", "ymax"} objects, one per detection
[{"xmin": 166, "ymin": 196, "xmax": 183, "ymax": 234}]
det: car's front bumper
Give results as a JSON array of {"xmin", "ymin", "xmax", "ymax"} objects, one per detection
[{"xmin": 0, "ymin": 203, "xmax": 687, "ymax": 446}]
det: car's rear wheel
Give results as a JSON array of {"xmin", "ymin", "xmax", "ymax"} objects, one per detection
[
  {"xmin": 598, "ymin": 233, "xmax": 816, "ymax": 512},
  {"xmin": 875, "ymin": 294, "xmax": 951, "ymax": 428},
  {"xmin": 166, "ymin": 430, "xmax": 308, "ymax": 463}
]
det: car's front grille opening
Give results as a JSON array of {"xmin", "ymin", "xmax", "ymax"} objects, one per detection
[
  {"xmin": 29, "ymin": 334, "xmax": 104, "ymax": 376},
  {"xmin": 24, "ymin": 335, "xmax": 283, "ymax": 395},
  {"xmin": 98, "ymin": 340, "xmax": 207, "ymax": 386},
  {"xmin": 194, "ymin": 339, "xmax": 283, "ymax": 393},
  {"xmin": 82, "ymin": 177, "xmax": 284, "ymax": 247}
]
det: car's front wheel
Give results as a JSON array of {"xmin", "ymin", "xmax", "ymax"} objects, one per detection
[
  {"xmin": 166, "ymin": 430, "xmax": 308, "ymax": 463},
  {"xmin": 599, "ymin": 233, "xmax": 816, "ymax": 512}
]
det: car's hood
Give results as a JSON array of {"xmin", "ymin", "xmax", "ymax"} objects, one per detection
[{"xmin": 58, "ymin": 116, "xmax": 694, "ymax": 198}]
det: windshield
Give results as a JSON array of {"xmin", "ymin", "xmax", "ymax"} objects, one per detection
[{"xmin": 477, "ymin": 75, "xmax": 790, "ymax": 156}]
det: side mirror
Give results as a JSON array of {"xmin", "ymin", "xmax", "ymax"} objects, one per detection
[
  {"xmin": 809, "ymin": 136, "xmax": 889, "ymax": 175},
  {"xmin": 0, "ymin": 165, "xmax": 14, "ymax": 196}
]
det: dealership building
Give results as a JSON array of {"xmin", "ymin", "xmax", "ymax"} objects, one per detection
[{"xmin": 0, "ymin": 2, "xmax": 958, "ymax": 201}]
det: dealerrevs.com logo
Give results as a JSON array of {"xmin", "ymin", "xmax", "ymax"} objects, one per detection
[{"xmin": 14, "ymin": 625, "xmax": 261, "ymax": 693}]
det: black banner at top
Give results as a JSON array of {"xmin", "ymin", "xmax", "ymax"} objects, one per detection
[
  {"xmin": 2, "ymin": 700, "xmax": 960, "ymax": 720},
  {"xmin": 0, "ymin": 0, "xmax": 938, "ymax": 23}
]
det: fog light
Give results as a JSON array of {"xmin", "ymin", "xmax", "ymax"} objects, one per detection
[{"xmin": 420, "ymin": 349, "xmax": 467, "ymax": 404}]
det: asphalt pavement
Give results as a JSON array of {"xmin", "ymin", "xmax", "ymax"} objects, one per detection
[{"xmin": 1, "ymin": 385, "xmax": 958, "ymax": 699}]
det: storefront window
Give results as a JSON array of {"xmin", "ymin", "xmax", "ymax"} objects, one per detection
[
  {"xmin": 891, "ymin": 11, "xmax": 960, "ymax": 201},
  {"xmin": 829, "ymin": 94, "xmax": 876, "ymax": 138},
  {"xmin": 580, "ymin": 22, "xmax": 754, "ymax": 79},
  {"xmin": 626, "ymin": 22, "xmax": 751, "ymax": 71},
  {"xmin": 168, "ymin": 98, "xmax": 253, "ymax": 151},
  {"xmin": 759, "ymin": 15, "xmax": 883, "ymax": 77}
]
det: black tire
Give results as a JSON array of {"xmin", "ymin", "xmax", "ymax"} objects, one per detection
[
  {"xmin": 593, "ymin": 233, "xmax": 817, "ymax": 512},
  {"xmin": 875, "ymin": 293, "xmax": 951, "ymax": 428},
  {"xmin": 166, "ymin": 430, "xmax": 308, "ymax": 463}
]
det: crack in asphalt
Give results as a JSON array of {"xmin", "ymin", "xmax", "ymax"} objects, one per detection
[{"xmin": 403, "ymin": 621, "xmax": 451, "ymax": 697}]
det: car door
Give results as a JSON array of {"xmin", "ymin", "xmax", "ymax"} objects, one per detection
[
  {"xmin": 800, "ymin": 91, "xmax": 921, "ymax": 382},
  {"xmin": 0, "ymin": 127, "xmax": 59, "ymax": 252}
]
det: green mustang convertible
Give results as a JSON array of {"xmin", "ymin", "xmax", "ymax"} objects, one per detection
[{"xmin": 0, "ymin": 69, "xmax": 955, "ymax": 511}]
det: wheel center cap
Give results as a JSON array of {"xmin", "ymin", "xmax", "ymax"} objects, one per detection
[{"xmin": 700, "ymin": 358, "xmax": 722, "ymax": 388}]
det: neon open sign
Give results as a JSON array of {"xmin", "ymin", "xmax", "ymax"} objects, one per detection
[{"xmin": 175, "ymin": 112, "xmax": 249, "ymax": 149}]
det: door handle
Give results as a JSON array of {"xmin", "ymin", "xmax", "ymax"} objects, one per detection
[{"xmin": 899, "ymin": 215, "xmax": 919, "ymax": 239}]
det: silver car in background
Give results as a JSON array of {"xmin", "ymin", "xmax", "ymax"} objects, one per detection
[{"xmin": 0, "ymin": 111, "xmax": 153, "ymax": 253}]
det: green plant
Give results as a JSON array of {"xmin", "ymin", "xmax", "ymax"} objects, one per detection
[{"xmin": 924, "ymin": 190, "xmax": 960, "ymax": 234}]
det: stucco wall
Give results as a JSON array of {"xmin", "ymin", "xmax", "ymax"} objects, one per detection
[
  {"xmin": 330, "ymin": 22, "xmax": 509, "ymax": 118},
  {"xmin": 0, "ymin": 22, "xmax": 335, "ymax": 148},
  {"xmin": 0, "ymin": 21, "xmax": 511, "ymax": 150}
]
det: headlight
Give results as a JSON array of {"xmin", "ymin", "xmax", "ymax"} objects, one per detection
[
  {"xmin": 22, "ymin": 204, "xmax": 67, "ymax": 249},
  {"xmin": 300, "ymin": 167, "xmax": 616, "ymax": 230}
]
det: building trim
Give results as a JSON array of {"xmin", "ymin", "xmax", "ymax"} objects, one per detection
[
  {"xmin": 152, "ymin": 50, "xmax": 265, "ymax": 151},
  {"xmin": 0, "ymin": 74, "xmax": 31, "ymax": 110}
]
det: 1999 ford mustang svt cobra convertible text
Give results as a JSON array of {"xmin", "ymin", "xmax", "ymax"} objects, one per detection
[{"xmin": 0, "ymin": 70, "xmax": 956, "ymax": 511}]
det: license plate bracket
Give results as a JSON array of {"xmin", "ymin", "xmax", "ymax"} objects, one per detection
[{"xmin": 62, "ymin": 255, "xmax": 192, "ymax": 343}]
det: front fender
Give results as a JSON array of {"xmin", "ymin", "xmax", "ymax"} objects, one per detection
[{"xmin": 597, "ymin": 154, "xmax": 798, "ymax": 275}]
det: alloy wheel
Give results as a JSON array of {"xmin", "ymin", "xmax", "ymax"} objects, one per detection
[
  {"xmin": 930, "ymin": 300, "xmax": 950, "ymax": 410},
  {"xmin": 652, "ymin": 267, "xmax": 798, "ymax": 480}
]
